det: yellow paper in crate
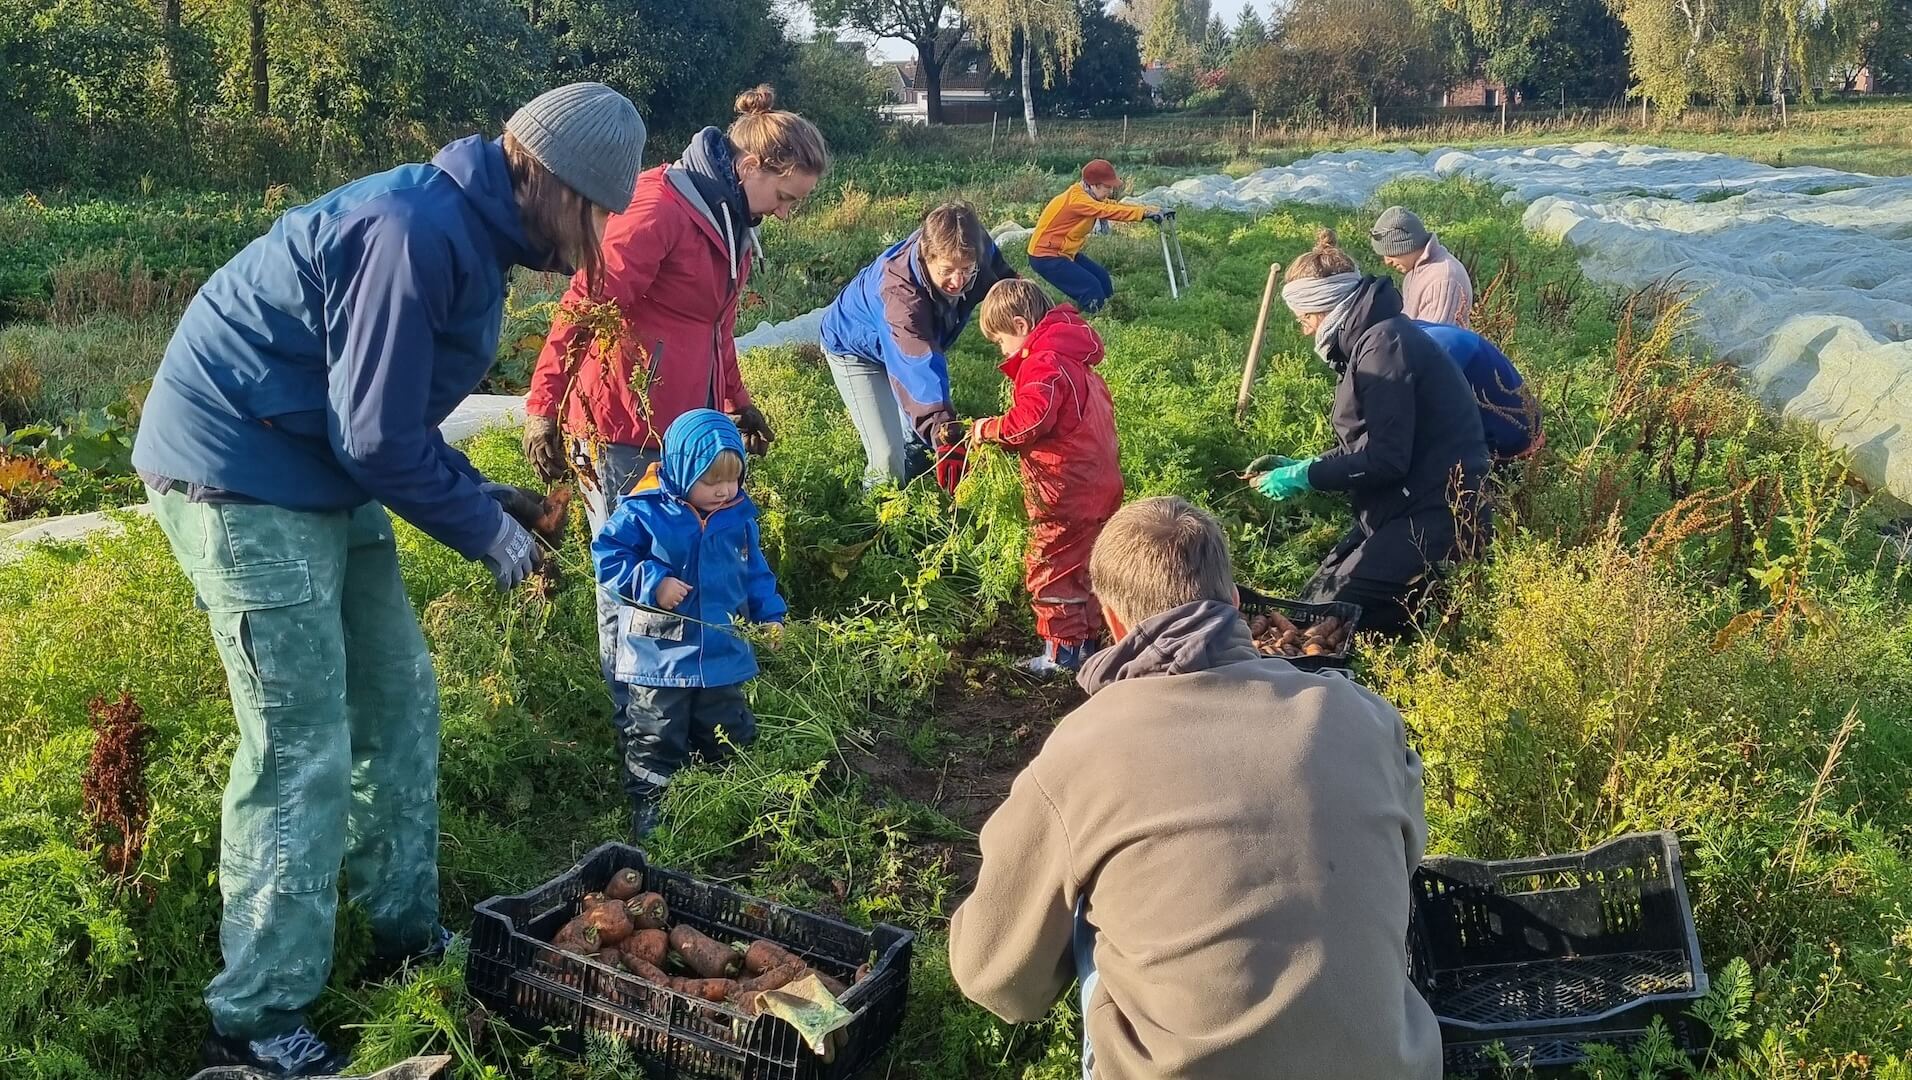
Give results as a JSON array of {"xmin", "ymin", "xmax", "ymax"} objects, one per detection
[{"xmin": 742, "ymin": 973, "xmax": 855, "ymax": 1060}]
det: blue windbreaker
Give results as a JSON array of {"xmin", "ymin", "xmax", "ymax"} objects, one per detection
[
  {"xmin": 132, "ymin": 135, "xmax": 543, "ymax": 558},
  {"xmin": 592, "ymin": 410, "xmax": 787, "ymax": 688},
  {"xmin": 818, "ymin": 230, "xmax": 1017, "ymax": 441},
  {"xmin": 1415, "ymin": 321, "xmax": 1539, "ymax": 458}
]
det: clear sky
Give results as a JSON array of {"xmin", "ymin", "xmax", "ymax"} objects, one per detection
[{"xmin": 786, "ymin": 0, "xmax": 1265, "ymax": 61}]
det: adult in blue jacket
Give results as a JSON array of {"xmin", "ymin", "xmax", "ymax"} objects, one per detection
[
  {"xmin": 1415, "ymin": 321, "xmax": 1542, "ymax": 460},
  {"xmin": 129, "ymin": 84, "xmax": 645, "ymax": 1078},
  {"xmin": 821, "ymin": 201, "xmax": 1017, "ymax": 490},
  {"xmin": 592, "ymin": 409, "xmax": 786, "ymax": 836}
]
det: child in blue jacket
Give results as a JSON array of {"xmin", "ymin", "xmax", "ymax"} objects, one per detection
[{"xmin": 592, "ymin": 409, "xmax": 787, "ymax": 837}]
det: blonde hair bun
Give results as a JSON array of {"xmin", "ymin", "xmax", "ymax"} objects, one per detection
[{"xmin": 735, "ymin": 85, "xmax": 777, "ymax": 115}]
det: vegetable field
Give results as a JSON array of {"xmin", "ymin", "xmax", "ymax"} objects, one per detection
[{"xmin": 5, "ymin": 128, "xmax": 1912, "ymax": 1079}]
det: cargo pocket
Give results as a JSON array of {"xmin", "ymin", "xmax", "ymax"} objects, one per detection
[
  {"xmin": 194, "ymin": 560, "xmax": 319, "ymax": 711},
  {"xmin": 626, "ymin": 607, "xmax": 687, "ymax": 641}
]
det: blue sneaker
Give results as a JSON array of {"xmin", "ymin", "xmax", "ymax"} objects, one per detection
[
  {"xmin": 201, "ymin": 1025, "xmax": 349, "ymax": 1077},
  {"xmin": 1017, "ymin": 639, "xmax": 1097, "ymax": 677}
]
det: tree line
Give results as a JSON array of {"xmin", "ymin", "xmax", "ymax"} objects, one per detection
[{"xmin": 3, "ymin": 0, "xmax": 1909, "ymax": 190}]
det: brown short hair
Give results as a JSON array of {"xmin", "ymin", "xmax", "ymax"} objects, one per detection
[
  {"xmin": 1090, "ymin": 497, "xmax": 1236, "ymax": 629},
  {"xmin": 503, "ymin": 132, "xmax": 605, "ymax": 292},
  {"xmin": 979, "ymin": 279, "xmax": 1054, "ymax": 338},
  {"xmin": 701, "ymin": 448, "xmax": 744, "ymax": 485},
  {"xmin": 729, "ymin": 85, "xmax": 831, "ymax": 179},
  {"xmin": 1283, "ymin": 226, "xmax": 1359, "ymax": 284},
  {"xmin": 919, "ymin": 201, "xmax": 986, "ymax": 265}
]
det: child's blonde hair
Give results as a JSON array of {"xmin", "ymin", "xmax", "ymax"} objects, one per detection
[
  {"xmin": 979, "ymin": 279, "xmax": 1054, "ymax": 339},
  {"xmin": 700, "ymin": 449, "xmax": 744, "ymax": 485}
]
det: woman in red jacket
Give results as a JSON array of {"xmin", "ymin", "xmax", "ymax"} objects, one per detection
[{"xmin": 524, "ymin": 85, "xmax": 829, "ymax": 711}]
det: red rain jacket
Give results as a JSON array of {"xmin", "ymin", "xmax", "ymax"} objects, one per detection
[
  {"xmin": 972, "ymin": 305, "xmax": 1124, "ymax": 524},
  {"xmin": 525, "ymin": 164, "xmax": 753, "ymax": 452}
]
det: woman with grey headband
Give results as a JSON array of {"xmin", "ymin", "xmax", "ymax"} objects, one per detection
[{"xmin": 1243, "ymin": 228, "xmax": 1490, "ymax": 634}]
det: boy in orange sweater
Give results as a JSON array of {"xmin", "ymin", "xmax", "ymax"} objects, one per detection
[
  {"xmin": 1026, "ymin": 160, "xmax": 1162, "ymax": 314},
  {"xmin": 970, "ymin": 280, "xmax": 1126, "ymax": 675}
]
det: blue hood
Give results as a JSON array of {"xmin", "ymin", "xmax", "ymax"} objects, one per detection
[{"xmin": 661, "ymin": 409, "xmax": 746, "ymax": 498}]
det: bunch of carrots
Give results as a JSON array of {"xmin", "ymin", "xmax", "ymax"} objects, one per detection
[{"xmin": 546, "ymin": 869, "xmax": 867, "ymax": 1012}]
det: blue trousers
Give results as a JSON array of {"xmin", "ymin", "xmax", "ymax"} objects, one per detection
[
  {"xmin": 1030, "ymin": 254, "xmax": 1114, "ymax": 313},
  {"xmin": 577, "ymin": 441, "xmax": 660, "ymax": 715},
  {"xmin": 1075, "ymin": 897, "xmax": 1099, "ymax": 1079}
]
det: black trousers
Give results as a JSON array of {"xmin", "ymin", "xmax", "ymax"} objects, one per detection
[{"xmin": 613, "ymin": 683, "xmax": 756, "ymax": 797}]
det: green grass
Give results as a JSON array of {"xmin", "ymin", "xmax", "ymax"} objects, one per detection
[{"xmin": 7, "ymin": 125, "xmax": 1912, "ymax": 1079}]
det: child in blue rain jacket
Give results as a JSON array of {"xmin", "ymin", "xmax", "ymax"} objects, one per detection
[{"xmin": 592, "ymin": 409, "xmax": 787, "ymax": 837}]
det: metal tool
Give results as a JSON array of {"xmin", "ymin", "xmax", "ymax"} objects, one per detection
[{"xmin": 1158, "ymin": 209, "xmax": 1190, "ymax": 299}]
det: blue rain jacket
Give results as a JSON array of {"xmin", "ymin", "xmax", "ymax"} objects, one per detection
[
  {"xmin": 1415, "ymin": 321, "xmax": 1539, "ymax": 459},
  {"xmin": 132, "ymin": 135, "xmax": 540, "ymax": 558},
  {"xmin": 593, "ymin": 410, "xmax": 787, "ymax": 688}
]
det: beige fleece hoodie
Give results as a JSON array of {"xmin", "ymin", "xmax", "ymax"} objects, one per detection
[{"xmin": 949, "ymin": 600, "xmax": 1439, "ymax": 1080}]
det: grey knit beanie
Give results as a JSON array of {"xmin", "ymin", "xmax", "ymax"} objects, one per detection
[
  {"xmin": 1370, "ymin": 206, "xmax": 1432, "ymax": 257},
  {"xmin": 506, "ymin": 83, "xmax": 646, "ymax": 214}
]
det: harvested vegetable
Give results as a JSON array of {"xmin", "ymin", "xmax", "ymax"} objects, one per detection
[
  {"xmin": 676, "ymin": 978, "xmax": 735, "ymax": 1003},
  {"xmin": 620, "ymin": 929, "xmax": 669, "ymax": 970},
  {"xmin": 735, "ymin": 959, "xmax": 806, "ymax": 995},
  {"xmin": 595, "ymin": 948, "xmax": 623, "ymax": 969},
  {"xmin": 627, "ymin": 892, "xmax": 668, "ymax": 930},
  {"xmin": 1249, "ymin": 607, "xmax": 1353, "ymax": 660},
  {"xmin": 742, "ymin": 939, "xmax": 801, "ymax": 976},
  {"xmin": 670, "ymin": 924, "xmax": 743, "ymax": 979},
  {"xmin": 581, "ymin": 900, "xmax": 634, "ymax": 946},
  {"xmin": 604, "ymin": 868, "xmax": 645, "ymax": 901},
  {"xmin": 816, "ymin": 971, "xmax": 850, "ymax": 998}
]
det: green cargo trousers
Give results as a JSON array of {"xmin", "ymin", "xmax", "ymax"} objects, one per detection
[{"xmin": 148, "ymin": 488, "xmax": 442, "ymax": 1040}]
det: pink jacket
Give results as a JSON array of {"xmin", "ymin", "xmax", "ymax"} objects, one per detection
[{"xmin": 1401, "ymin": 236, "xmax": 1473, "ymax": 327}]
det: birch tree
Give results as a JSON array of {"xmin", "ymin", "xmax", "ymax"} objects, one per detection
[{"xmin": 964, "ymin": 0, "xmax": 1081, "ymax": 137}]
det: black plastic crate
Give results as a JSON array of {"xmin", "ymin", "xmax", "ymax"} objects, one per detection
[
  {"xmin": 1408, "ymin": 832, "xmax": 1710, "ymax": 1073},
  {"xmin": 1237, "ymin": 585, "xmax": 1362, "ymax": 672},
  {"xmin": 467, "ymin": 843, "xmax": 914, "ymax": 1080}
]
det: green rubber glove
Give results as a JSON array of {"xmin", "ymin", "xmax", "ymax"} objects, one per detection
[{"xmin": 1256, "ymin": 457, "xmax": 1317, "ymax": 501}]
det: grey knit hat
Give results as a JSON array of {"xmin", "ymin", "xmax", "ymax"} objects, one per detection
[
  {"xmin": 506, "ymin": 83, "xmax": 646, "ymax": 214},
  {"xmin": 1370, "ymin": 206, "xmax": 1432, "ymax": 257}
]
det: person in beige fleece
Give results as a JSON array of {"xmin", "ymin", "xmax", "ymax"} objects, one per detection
[
  {"xmin": 1370, "ymin": 205, "xmax": 1473, "ymax": 327},
  {"xmin": 948, "ymin": 495, "xmax": 1440, "ymax": 1080}
]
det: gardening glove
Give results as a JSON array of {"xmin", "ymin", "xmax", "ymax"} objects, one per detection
[
  {"xmin": 1255, "ymin": 456, "xmax": 1317, "ymax": 502},
  {"xmin": 932, "ymin": 421, "xmax": 970, "ymax": 495},
  {"xmin": 480, "ymin": 482, "xmax": 546, "ymax": 528},
  {"xmin": 522, "ymin": 414, "xmax": 566, "ymax": 485},
  {"xmin": 480, "ymin": 513, "xmax": 542, "ymax": 591},
  {"xmin": 731, "ymin": 404, "xmax": 775, "ymax": 457}
]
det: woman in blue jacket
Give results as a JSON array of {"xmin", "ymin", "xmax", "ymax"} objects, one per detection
[
  {"xmin": 129, "ymin": 84, "xmax": 645, "ymax": 1077},
  {"xmin": 820, "ymin": 201, "xmax": 1018, "ymax": 491},
  {"xmin": 591, "ymin": 409, "xmax": 786, "ymax": 837}
]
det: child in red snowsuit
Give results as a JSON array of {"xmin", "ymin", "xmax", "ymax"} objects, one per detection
[{"xmin": 971, "ymin": 279, "xmax": 1125, "ymax": 675}]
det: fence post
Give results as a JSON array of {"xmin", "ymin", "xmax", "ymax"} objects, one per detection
[
  {"xmin": 1641, "ymin": 96, "xmax": 1648, "ymax": 127},
  {"xmin": 1780, "ymin": 88, "xmax": 1788, "ymax": 126},
  {"xmin": 990, "ymin": 113, "xmax": 998, "ymax": 155},
  {"xmin": 1372, "ymin": 105, "xmax": 1379, "ymax": 137},
  {"xmin": 1252, "ymin": 110, "xmax": 1259, "ymax": 140},
  {"xmin": 1500, "ymin": 97, "xmax": 1508, "ymax": 134},
  {"xmin": 1123, "ymin": 114, "xmax": 1129, "ymax": 144}
]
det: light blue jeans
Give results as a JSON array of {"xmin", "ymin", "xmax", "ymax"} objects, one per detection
[
  {"xmin": 826, "ymin": 351, "xmax": 930, "ymax": 488},
  {"xmin": 576, "ymin": 441, "xmax": 660, "ymax": 715},
  {"xmin": 1075, "ymin": 897, "xmax": 1099, "ymax": 1080}
]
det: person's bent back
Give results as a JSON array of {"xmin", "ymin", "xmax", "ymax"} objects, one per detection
[{"xmin": 949, "ymin": 496, "xmax": 1440, "ymax": 1079}]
